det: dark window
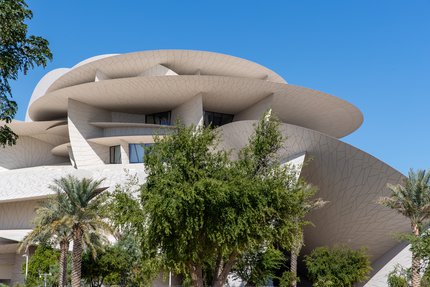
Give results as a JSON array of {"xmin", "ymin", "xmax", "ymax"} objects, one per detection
[
  {"xmin": 203, "ymin": 111, "xmax": 234, "ymax": 128},
  {"xmin": 129, "ymin": 143, "xmax": 153, "ymax": 163},
  {"xmin": 109, "ymin": 145, "xmax": 121, "ymax": 164},
  {"xmin": 146, "ymin": 111, "xmax": 171, "ymax": 125}
]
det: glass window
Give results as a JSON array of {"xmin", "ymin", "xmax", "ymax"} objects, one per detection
[
  {"xmin": 146, "ymin": 111, "xmax": 171, "ymax": 125},
  {"xmin": 109, "ymin": 145, "xmax": 121, "ymax": 164},
  {"xmin": 129, "ymin": 143, "xmax": 153, "ymax": 163},
  {"xmin": 203, "ymin": 111, "xmax": 234, "ymax": 128}
]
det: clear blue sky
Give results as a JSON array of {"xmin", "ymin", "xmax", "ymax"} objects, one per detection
[{"xmin": 10, "ymin": 0, "xmax": 430, "ymax": 174}]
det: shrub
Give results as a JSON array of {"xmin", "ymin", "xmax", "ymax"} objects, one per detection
[
  {"xmin": 22, "ymin": 245, "xmax": 60, "ymax": 287},
  {"xmin": 304, "ymin": 245, "xmax": 372, "ymax": 287},
  {"xmin": 387, "ymin": 266, "xmax": 409, "ymax": 287},
  {"xmin": 279, "ymin": 271, "xmax": 300, "ymax": 287}
]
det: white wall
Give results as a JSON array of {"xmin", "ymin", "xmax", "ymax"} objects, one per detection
[
  {"xmin": 111, "ymin": 112, "xmax": 146, "ymax": 123},
  {"xmin": 0, "ymin": 200, "xmax": 38, "ymax": 229},
  {"xmin": 0, "ymin": 136, "xmax": 67, "ymax": 171},
  {"xmin": 171, "ymin": 93, "xmax": 203, "ymax": 126},
  {"xmin": 68, "ymin": 99, "xmax": 111, "ymax": 168},
  {"xmin": 234, "ymin": 94, "xmax": 273, "ymax": 121}
]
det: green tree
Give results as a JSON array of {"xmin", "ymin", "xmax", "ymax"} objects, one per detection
[
  {"xmin": 378, "ymin": 169, "xmax": 430, "ymax": 287},
  {"xmin": 304, "ymin": 245, "xmax": 372, "ymax": 287},
  {"xmin": 109, "ymin": 174, "xmax": 164, "ymax": 286},
  {"xmin": 233, "ymin": 246, "xmax": 285, "ymax": 286},
  {"xmin": 81, "ymin": 246, "xmax": 123, "ymax": 287},
  {"xmin": 387, "ymin": 266, "xmax": 409, "ymax": 287},
  {"xmin": 0, "ymin": 0, "xmax": 52, "ymax": 147},
  {"xmin": 288, "ymin": 181, "xmax": 326, "ymax": 287},
  {"xmin": 49, "ymin": 175, "xmax": 111, "ymax": 287},
  {"xmin": 402, "ymin": 229, "xmax": 430, "ymax": 286},
  {"xmin": 23, "ymin": 245, "xmax": 59, "ymax": 287},
  {"xmin": 123, "ymin": 113, "xmax": 311, "ymax": 287},
  {"xmin": 19, "ymin": 194, "xmax": 71, "ymax": 287}
]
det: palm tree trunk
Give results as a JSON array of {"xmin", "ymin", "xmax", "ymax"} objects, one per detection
[
  {"xmin": 411, "ymin": 223, "xmax": 421, "ymax": 287},
  {"xmin": 71, "ymin": 226, "xmax": 83, "ymax": 287},
  {"xmin": 290, "ymin": 231, "xmax": 303, "ymax": 287},
  {"xmin": 290, "ymin": 249, "xmax": 298, "ymax": 287},
  {"xmin": 59, "ymin": 239, "xmax": 69, "ymax": 287}
]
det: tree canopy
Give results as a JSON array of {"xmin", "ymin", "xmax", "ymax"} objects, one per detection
[
  {"xmin": 0, "ymin": 0, "xmax": 52, "ymax": 147},
  {"xmin": 111, "ymin": 114, "xmax": 319, "ymax": 286},
  {"xmin": 20, "ymin": 193, "xmax": 71, "ymax": 287},
  {"xmin": 23, "ymin": 245, "xmax": 60, "ymax": 287},
  {"xmin": 304, "ymin": 245, "xmax": 372, "ymax": 287},
  {"xmin": 379, "ymin": 169, "xmax": 430, "ymax": 287}
]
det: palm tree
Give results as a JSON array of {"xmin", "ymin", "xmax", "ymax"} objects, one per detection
[
  {"xmin": 378, "ymin": 169, "xmax": 430, "ymax": 287},
  {"xmin": 19, "ymin": 194, "xmax": 71, "ymax": 287},
  {"xmin": 289, "ymin": 182, "xmax": 326, "ymax": 287},
  {"xmin": 50, "ymin": 175, "xmax": 111, "ymax": 287}
]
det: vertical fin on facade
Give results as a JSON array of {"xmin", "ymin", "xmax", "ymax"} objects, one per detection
[
  {"xmin": 171, "ymin": 93, "xmax": 204, "ymax": 127},
  {"xmin": 139, "ymin": 64, "xmax": 178, "ymax": 76},
  {"xmin": 95, "ymin": 70, "xmax": 110, "ymax": 82},
  {"xmin": 67, "ymin": 99, "xmax": 112, "ymax": 168},
  {"xmin": 234, "ymin": 93, "xmax": 274, "ymax": 121},
  {"xmin": 282, "ymin": 152, "xmax": 307, "ymax": 180}
]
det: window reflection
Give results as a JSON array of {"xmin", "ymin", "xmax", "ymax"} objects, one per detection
[
  {"xmin": 203, "ymin": 111, "xmax": 234, "ymax": 128},
  {"xmin": 109, "ymin": 145, "xmax": 121, "ymax": 164},
  {"xmin": 129, "ymin": 143, "xmax": 153, "ymax": 163},
  {"xmin": 146, "ymin": 111, "xmax": 171, "ymax": 125}
]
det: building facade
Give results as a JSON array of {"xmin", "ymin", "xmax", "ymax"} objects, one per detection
[{"xmin": 0, "ymin": 50, "xmax": 411, "ymax": 286}]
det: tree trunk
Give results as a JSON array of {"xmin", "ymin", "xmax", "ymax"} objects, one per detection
[
  {"xmin": 71, "ymin": 226, "xmax": 83, "ymax": 287},
  {"xmin": 411, "ymin": 223, "xmax": 421, "ymax": 287},
  {"xmin": 290, "ymin": 236, "xmax": 303, "ymax": 287},
  {"xmin": 59, "ymin": 239, "xmax": 69, "ymax": 287},
  {"xmin": 290, "ymin": 249, "xmax": 298, "ymax": 287},
  {"xmin": 212, "ymin": 251, "xmax": 238, "ymax": 287},
  {"xmin": 189, "ymin": 264, "xmax": 204, "ymax": 287}
]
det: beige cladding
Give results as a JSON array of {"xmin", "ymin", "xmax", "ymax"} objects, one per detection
[
  {"xmin": 217, "ymin": 121, "xmax": 409, "ymax": 261},
  {"xmin": 28, "ymin": 76, "xmax": 362, "ymax": 138}
]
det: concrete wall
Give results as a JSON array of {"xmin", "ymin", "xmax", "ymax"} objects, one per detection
[
  {"xmin": 234, "ymin": 94, "xmax": 273, "ymax": 121},
  {"xmin": 68, "ymin": 99, "xmax": 111, "ymax": 168},
  {"xmin": 0, "ymin": 253, "xmax": 14, "ymax": 281},
  {"xmin": 139, "ymin": 64, "xmax": 178, "ymax": 76},
  {"xmin": 0, "ymin": 200, "xmax": 38, "ymax": 230},
  {"xmin": 171, "ymin": 93, "xmax": 203, "ymax": 126},
  {"xmin": 111, "ymin": 112, "xmax": 146, "ymax": 123},
  {"xmin": 0, "ymin": 136, "xmax": 67, "ymax": 171}
]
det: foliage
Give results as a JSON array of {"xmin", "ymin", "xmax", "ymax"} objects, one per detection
[
  {"xmin": 233, "ymin": 246, "xmax": 285, "ymax": 286},
  {"xmin": 81, "ymin": 232, "xmax": 145, "ymax": 287},
  {"xmin": 20, "ymin": 194, "xmax": 70, "ymax": 247},
  {"xmin": 288, "ymin": 180, "xmax": 326, "ymax": 287},
  {"xmin": 20, "ymin": 194, "xmax": 71, "ymax": 287},
  {"xmin": 398, "ymin": 230, "xmax": 430, "ymax": 286},
  {"xmin": 379, "ymin": 169, "xmax": 430, "ymax": 228},
  {"xmin": 278, "ymin": 270, "xmax": 299, "ymax": 287},
  {"xmin": 45, "ymin": 175, "xmax": 111, "ymax": 287},
  {"xmin": 82, "ymin": 245, "xmax": 127, "ymax": 287},
  {"xmin": 378, "ymin": 169, "xmax": 430, "ymax": 287},
  {"xmin": 0, "ymin": 0, "xmax": 52, "ymax": 146},
  {"xmin": 421, "ymin": 269, "xmax": 430, "ymax": 287},
  {"xmin": 111, "ymin": 113, "xmax": 315, "ymax": 286},
  {"xmin": 400, "ymin": 230, "xmax": 430, "ymax": 270},
  {"xmin": 23, "ymin": 245, "xmax": 59, "ymax": 287},
  {"xmin": 304, "ymin": 245, "xmax": 372, "ymax": 287},
  {"xmin": 109, "ymin": 174, "xmax": 163, "ymax": 286},
  {"xmin": 387, "ymin": 266, "xmax": 409, "ymax": 287}
]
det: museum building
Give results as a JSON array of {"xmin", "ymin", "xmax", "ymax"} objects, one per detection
[{"xmin": 0, "ymin": 50, "xmax": 411, "ymax": 286}]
